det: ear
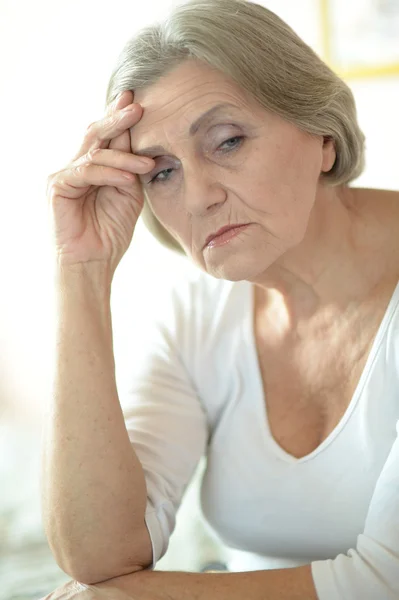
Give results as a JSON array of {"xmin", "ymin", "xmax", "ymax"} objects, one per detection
[{"xmin": 321, "ymin": 136, "xmax": 336, "ymax": 173}]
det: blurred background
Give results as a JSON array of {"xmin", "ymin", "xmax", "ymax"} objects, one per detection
[{"xmin": 0, "ymin": 0, "xmax": 398, "ymax": 597}]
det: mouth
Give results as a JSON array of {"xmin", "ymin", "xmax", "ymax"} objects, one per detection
[{"xmin": 203, "ymin": 224, "xmax": 251, "ymax": 249}]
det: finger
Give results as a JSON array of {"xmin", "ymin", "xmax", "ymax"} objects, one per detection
[
  {"xmin": 52, "ymin": 164, "xmax": 139, "ymax": 200},
  {"xmin": 109, "ymin": 91, "xmax": 137, "ymax": 153},
  {"xmin": 71, "ymin": 90, "xmax": 137, "ymax": 162},
  {"xmin": 72, "ymin": 92, "xmax": 138, "ymax": 160},
  {"xmin": 74, "ymin": 148, "xmax": 154, "ymax": 174},
  {"xmin": 107, "ymin": 90, "xmax": 134, "ymax": 116},
  {"xmin": 108, "ymin": 127, "xmax": 132, "ymax": 153}
]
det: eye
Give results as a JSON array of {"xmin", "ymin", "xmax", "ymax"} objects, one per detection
[
  {"xmin": 148, "ymin": 136, "xmax": 245, "ymax": 185},
  {"xmin": 149, "ymin": 167, "xmax": 174, "ymax": 185},
  {"xmin": 218, "ymin": 135, "xmax": 244, "ymax": 153}
]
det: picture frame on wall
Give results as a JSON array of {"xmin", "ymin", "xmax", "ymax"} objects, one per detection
[{"xmin": 319, "ymin": 0, "xmax": 399, "ymax": 78}]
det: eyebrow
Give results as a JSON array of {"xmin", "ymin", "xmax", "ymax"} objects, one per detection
[{"xmin": 134, "ymin": 102, "xmax": 241, "ymax": 157}]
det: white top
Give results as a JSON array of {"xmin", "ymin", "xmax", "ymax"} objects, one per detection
[{"xmin": 119, "ymin": 270, "xmax": 399, "ymax": 600}]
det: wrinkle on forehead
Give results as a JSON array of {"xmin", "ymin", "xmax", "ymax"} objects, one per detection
[{"xmin": 130, "ymin": 61, "xmax": 256, "ymax": 153}]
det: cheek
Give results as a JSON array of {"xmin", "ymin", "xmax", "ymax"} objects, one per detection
[
  {"xmin": 146, "ymin": 194, "xmax": 188, "ymax": 241},
  {"xmin": 146, "ymin": 193, "xmax": 171, "ymax": 226},
  {"xmin": 285, "ymin": 130, "xmax": 324, "ymax": 185},
  {"xmin": 273, "ymin": 132, "xmax": 321, "ymax": 179},
  {"xmin": 250, "ymin": 138, "xmax": 321, "ymax": 241},
  {"xmin": 255, "ymin": 135, "xmax": 322, "ymax": 204}
]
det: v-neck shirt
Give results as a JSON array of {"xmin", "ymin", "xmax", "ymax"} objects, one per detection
[{"xmin": 120, "ymin": 271, "xmax": 399, "ymax": 599}]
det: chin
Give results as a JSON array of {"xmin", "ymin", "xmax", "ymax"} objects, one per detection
[
  {"xmin": 201, "ymin": 251, "xmax": 276, "ymax": 282},
  {"xmin": 192, "ymin": 232, "xmax": 285, "ymax": 281}
]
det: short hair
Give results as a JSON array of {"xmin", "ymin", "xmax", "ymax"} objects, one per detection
[{"xmin": 105, "ymin": 0, "xmax": 366, "ymax": 255}]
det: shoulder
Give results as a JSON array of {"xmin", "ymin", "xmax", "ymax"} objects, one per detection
[
  {"xmin": 138, "ymin": 269, "xmax": 253, "ymax": 385},
  {"xmin": 353, "ymin": 187, "xmax": 399, "ymax": 237},
  {"xmin": 351, "ymin": 187, "xmax": 399, "ymax": 271}
]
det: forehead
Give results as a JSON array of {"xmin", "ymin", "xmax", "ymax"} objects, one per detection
[{"xmin": 129, "ymin": 60, "xmax": 258, "ymax": 153}]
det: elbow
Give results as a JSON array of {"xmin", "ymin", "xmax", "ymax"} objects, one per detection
[
  {"xmin": 63, "ymin": 562, "xmax": 146, "ymax": 586},
  {"xmin": 52, "ymin": 548, "xmax": 147, "ymax": 585},
  {"xmin": 47, "ymin": 526, "xmax": 153, "ymax": 585}
]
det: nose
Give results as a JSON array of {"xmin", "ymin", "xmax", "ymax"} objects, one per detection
[{"xmin": 183, "ymin": 163, "xmax": 227, "ymax": 216}]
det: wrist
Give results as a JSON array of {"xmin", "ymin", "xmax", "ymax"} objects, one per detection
[
  {"xmin": 55, "ymin": 261, "xmax": 113, "ymax": 296},
  {"xmin": 54, "ymin": 262, "xmax": 114, "ymax": 336}
]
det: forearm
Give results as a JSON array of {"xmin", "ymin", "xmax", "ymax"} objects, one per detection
[
  {"xmin": 103, "ymin": 564, "xmax": 318, "ymax": 600},
  {"xmin": 41, "ymin": 264, "xmax": 149, "ymax": 582}
]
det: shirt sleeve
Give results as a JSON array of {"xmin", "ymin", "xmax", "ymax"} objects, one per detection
[
  {"xmin": 311, "ymin": 419, "xmax": 399, "ymax": 599},
  {"xmin": 116, "ymin": 284, "xmax": 209, "ymax": 568}
]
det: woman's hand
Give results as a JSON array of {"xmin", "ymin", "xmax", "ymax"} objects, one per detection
[{"xmin": 47, "ymin": 90, "xmax": 155, "ymax": 272}]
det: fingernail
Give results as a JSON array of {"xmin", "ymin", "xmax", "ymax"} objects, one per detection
[
  {"xmin": 137, "ymin": 158, "xmax": 154, "ymax": 167},
  {"xmin": 122, "ymin": 104, "xmax": 138, "ymax": 112}
]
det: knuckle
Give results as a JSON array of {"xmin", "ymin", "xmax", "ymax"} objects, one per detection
[
  {"xmin": 107, "ymin": 99, "xmax": 119, "ymax": 116},
  {"xmin": 86, "ymin": 148, "xmax": 100, "ymax": 162},
  {"xmin": 95, "ymin": 115, "xmax": 115, "ymax": 140},
  {"xmin": 114, "ymin": 110, "xmax": 125, "ymax": 125},
  {"xmin": 75, "ymin": 163, "xmax": 88, "ymax": 176}
]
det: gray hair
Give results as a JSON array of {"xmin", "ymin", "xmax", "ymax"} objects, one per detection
[{"xmin": 105, "ymin": 0, "xmax": 366, "ymax": 255}]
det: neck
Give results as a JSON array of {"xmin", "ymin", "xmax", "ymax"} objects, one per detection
[{"xmin": 251, "ymin": 185, "xmax": 387, "ymax": 327}]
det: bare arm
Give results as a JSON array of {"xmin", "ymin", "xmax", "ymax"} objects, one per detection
[
  {"xmin": 96, "ymin": 564, "xmax": 318, "ymax": 599},
  {"xmin": 41, "ymin": 264, "xmax": 152, "ymax": 584},
  {"xmin": 43, "ymin": 88, "xmax": 156, "ymax": 584}
]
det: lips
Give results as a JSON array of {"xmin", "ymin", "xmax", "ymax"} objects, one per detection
[{"xmin": 203, "ymin": 224, "xmax": 250, "ymax": 248}]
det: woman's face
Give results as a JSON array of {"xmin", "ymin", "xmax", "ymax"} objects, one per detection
[{"xmin": 130, "ymin": 59, "xmax": 335, "ymax": 282}]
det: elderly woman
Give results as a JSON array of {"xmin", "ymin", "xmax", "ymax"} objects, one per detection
[{"xmin": 43, "ymin": 0, "xmax": 399, "ymax": 598}]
